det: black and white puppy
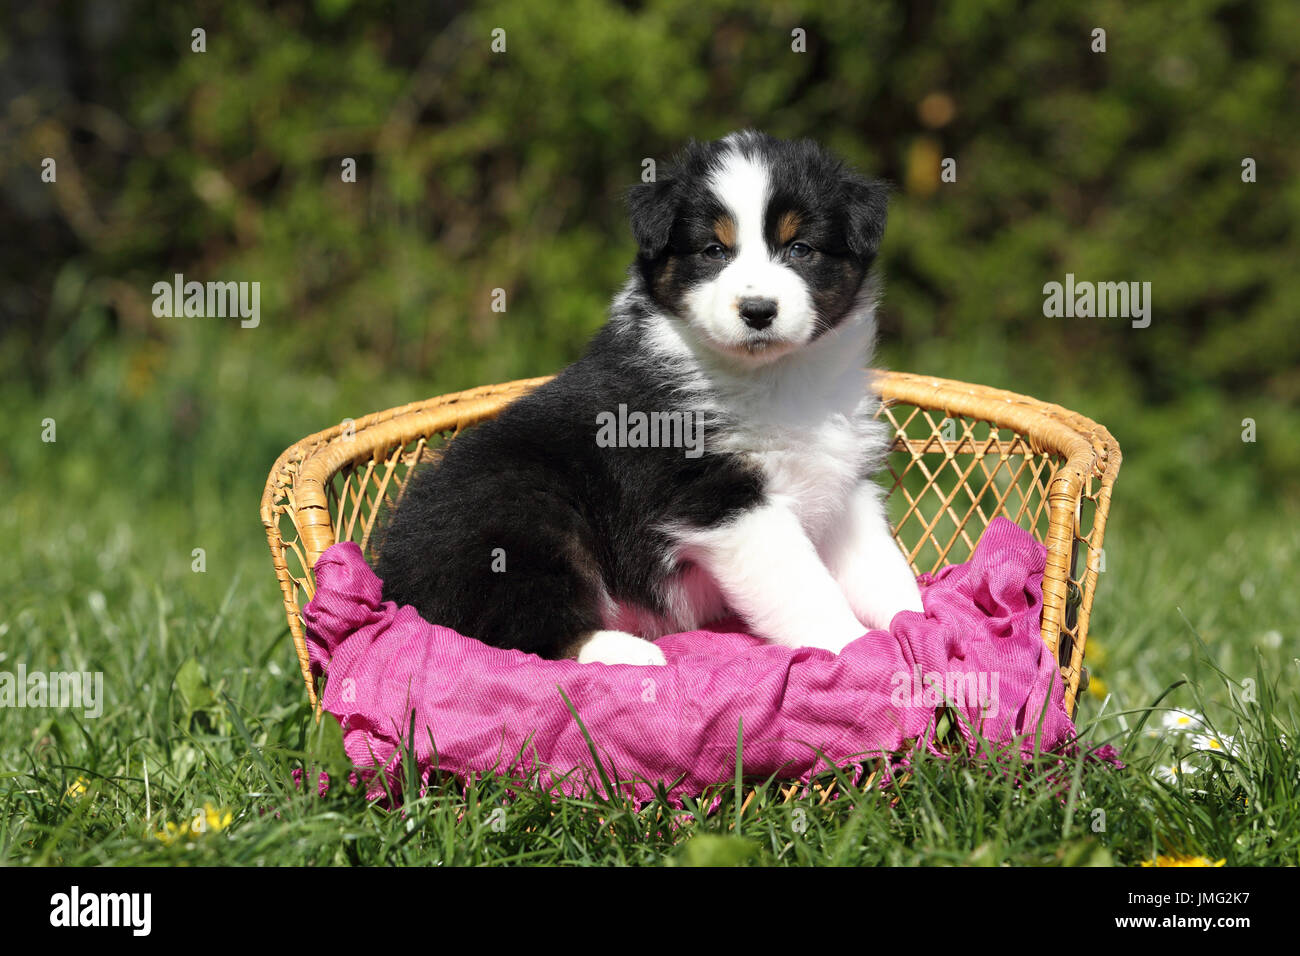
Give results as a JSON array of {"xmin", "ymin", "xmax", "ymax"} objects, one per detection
[{"xmin": 376, "ymin": 130, "xmax": 924, "ymax": 666}]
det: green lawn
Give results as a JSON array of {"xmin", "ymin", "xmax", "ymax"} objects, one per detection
[{"xmin": 2, "ymin": 336, "xmax": 1297, "ymax": 866}]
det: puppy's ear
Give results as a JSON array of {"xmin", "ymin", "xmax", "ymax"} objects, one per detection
[
  {"xmin": 842, "ymin": 173, "xmax": 890, "ymax": 263},
  {"xmin": 626, "ymin": 177, "xmax": 677, "ymax": 259}
]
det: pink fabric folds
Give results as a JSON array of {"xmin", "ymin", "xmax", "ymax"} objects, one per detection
[{"xmin": 302, "ymin": 517, "xmax": 1079, "ymax": 803}]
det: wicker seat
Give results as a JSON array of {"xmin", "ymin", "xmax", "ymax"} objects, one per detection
[{"xmin": 261, "ymin": 371, "xmax": 1120, "ymax": 716}]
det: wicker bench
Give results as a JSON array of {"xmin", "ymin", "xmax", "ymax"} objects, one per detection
[{"xmin": 261, "ymin": 371, "xmax": 1120, "ymax": 717}]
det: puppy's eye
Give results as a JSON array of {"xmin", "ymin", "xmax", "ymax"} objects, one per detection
[
  {"xmin": 702, "ymin": 243, "xmax": 728, "ymax": 261},
  {"xmin": 788, "ymin": 241, "xmax": 813, "ymax": 259}
]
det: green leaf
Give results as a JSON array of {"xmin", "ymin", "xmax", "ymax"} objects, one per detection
[
  {"xmin": 671, "ymin": 835, "xmax": 761, "ymax": 868},
  {"xmin": 175, "ymin": 657, "xmax": 215, "ymax": 716},
  {"xmin": 1058, "ymin": 838, "xmax": 1114, "ymax": 867}
]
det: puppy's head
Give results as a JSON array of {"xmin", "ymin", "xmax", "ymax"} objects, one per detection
[{"xmin": 627, "ymin": 130, "xmax": 888, "ymax": 364}]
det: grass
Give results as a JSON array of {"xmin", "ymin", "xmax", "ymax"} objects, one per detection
[{"xmin": 2, "ymin": 330, "xmax": 1298, "ymax": 866}]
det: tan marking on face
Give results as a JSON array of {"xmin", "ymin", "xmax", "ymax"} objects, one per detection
[
  {"xmin": 653, "ymin": 255, "xmax": 677, "ymax": 299},
  {"xmin": 713, "ymin": 215, "xmax": 736, "ymax": 248},
  {"xmin": 778, "ymin": 210, "xmax": 802, "ymax": 244}
]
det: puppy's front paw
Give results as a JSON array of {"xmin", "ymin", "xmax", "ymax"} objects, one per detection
[
  {"xmin": 858, "ymin": 604, "xmax": 919, "ymax": 633},
  {"xmin": 575, "ymin": 630, "xmax": 668, "ymax": 666},
  {"xmin": 853, "ymin": 577, "xmax": 925, "ymax": 632},
  {"xmin": 801, "ymin": 621, "xmax": 868, "ymax": 655}
]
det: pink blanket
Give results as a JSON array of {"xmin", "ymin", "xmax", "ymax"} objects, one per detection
[{"xmin": 303, "ymin": 517, "xmax": 1082, "ymax": 803}]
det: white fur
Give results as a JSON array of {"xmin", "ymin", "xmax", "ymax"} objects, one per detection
[
  {"xmin": 682, "ymin": 150, "xmax": 818, "ymax": 361},
  {"xmin": 675, "ymin": 504, "xmax": 867, "ymax": 652},
  {"xmin": 702, "ymin": 315, "xmax": 883, "ymax": 542},
  {"xmin": 575, "ymin": 630, "xmax": 667, "ymax": 666},
  {"xmin": 613, "ymin": 285, "xmax": 919, "ymax": 649},
  {"xmin": 660, "ymin": 477, "xmax": 922, "ymax": 649},
  {"xmin": 820, "ymin": 482, "xmax": 925, "ymax": 630}
]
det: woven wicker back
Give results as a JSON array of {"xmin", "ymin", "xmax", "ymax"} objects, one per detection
[{"xmin": 262, "ymin": 371, "xmax": 1120, "ymax": 715}]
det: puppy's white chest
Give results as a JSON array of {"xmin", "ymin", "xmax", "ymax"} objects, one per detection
[{"xmin": 730, "ymin": 414, "xmax": 868, "ymax": 540}]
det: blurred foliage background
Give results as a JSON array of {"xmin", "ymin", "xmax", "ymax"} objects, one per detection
[{"xmin": 1, "ymin": 0, "xmax": 1297, "ymax": 711}]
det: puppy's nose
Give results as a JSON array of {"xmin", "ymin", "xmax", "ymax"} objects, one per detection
[{"xmin": 738, "ymin": 297, "xmax": 777, "ymax": 330}]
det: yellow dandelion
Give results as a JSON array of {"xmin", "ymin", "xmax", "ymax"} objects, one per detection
[
  {"xmin": 65, "ymin": 777, "xmax": 89, "ymax": 799},
  {"xmin": 1141, "ymin": 855, "xmax": 1226, "ymax": 867},
  {"xmin": 1088, "ymin": 676, "xmax": 1109, "ymax": 699},
  {"xmin": 202, "ymin": 803, "xmax": 233, "ymax": 833},
  {"xmin": 153, "ymin": 802, "xmax": 232, "ymax": 844},
  {"xmin": 153, "ymin": 821, "xmax": 188, "ymax": 846}
]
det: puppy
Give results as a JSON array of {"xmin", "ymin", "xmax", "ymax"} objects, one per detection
[{"xmin": 376, "ymin": 130, "xmax": 924, "ymax": 666}]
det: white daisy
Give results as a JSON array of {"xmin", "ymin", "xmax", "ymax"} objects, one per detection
[
  {"xmin": 1154, "ymin": 761, "xmax": 1192, "ymax": 784},
  {"xmin": 1160, "ymin": 710, "xmax": 1204, "ymax": 734},
  {"xmin": 1191, "ymin": 733, "xmax": 1235, "ymax": 755}
]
